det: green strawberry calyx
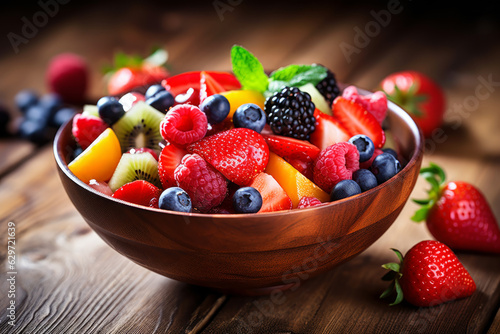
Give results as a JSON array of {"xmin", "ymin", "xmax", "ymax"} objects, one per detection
[
  {"xmin": 102, "ymin": 48, "xmax": 169, "ymax": 75},
  {"xmin": 385, "ymin": 82, "xmax": 427, "ymax": 117},
  {"xmin": 380, "ymin": 248, "xmax": 404, "ymax": 306},
  {"xmin": 411, "ymin": 162, "xmax": 447, "ymax": 222}
]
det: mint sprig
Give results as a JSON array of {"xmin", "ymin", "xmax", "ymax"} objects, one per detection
[
  {"xmin": 267, "ymin": 64, "xmax": 327, "ymax": 94},
  {"xmin": 231, "ymin": 45, "xmax": 268, "ymax": 93}
]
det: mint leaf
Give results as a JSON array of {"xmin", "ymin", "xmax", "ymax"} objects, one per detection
[
  {"xmin": 267, "ymin": 64, "xmax": 327, "ymax": 93},
  {"xmin": 231, "ymin": 45, "xmax": 268, "ymax": 93}
]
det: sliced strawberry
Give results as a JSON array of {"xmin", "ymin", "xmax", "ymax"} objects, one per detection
[
  {"xmin": 332, "ymin": 97, "xmax": 386, "ymax": 148},
  {"xmin": 199, "ymin": 71, "xmax": 226, "ymax": 102},
  {"xmin": 187, "ymin": 128, "xmax": 269, "ymax": 186},
  {"xmin": 248, "ymin": 173, "xmax": 292, "ymax": 213},
  {"xmin": 108, "ymin": 66, "xmax": 168, "ymax": 96},
  {"xmin": 127, "ymin": 147, "xmax": 159, "ymax": 161},
  {"xmin": 158, "ymin": 143, "xmax": 188, "ymax": 189},
  {"xmin": 112, "ymin": 180, "xmax": 162, "ymax": 208},
  {"xmin": 162, "ymin": 71, "xmax": 241, "ymax": 97},
  {"xmin": 72, "ymin": 114, "xmax": 108, "ymax": 150},
  {"xmin": 309, "ymin": 109, "xmax": 350, "ymax": 150}
]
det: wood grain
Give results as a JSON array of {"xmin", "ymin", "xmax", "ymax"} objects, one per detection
[{"xmin": 0, "ymin": 2, "xmax": 499, "ymax": 333}]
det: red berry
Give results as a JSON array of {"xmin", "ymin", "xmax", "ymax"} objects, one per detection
[
  {"xmin": 297, "ymin": 196, "xmax": 322, "ymax": 209},
  {"xmin": 88, "ymin": 179, "xmax": 113, "ymax": 196},
  {"xmin": 127, "ymin": 147, "xmax": 158, "ymax": 161},
  {"xmin": 381, "ymin": 241, "xmax": 476, "ymax": 307},
  {"xmin": 160, "ymin": 104, "xmax": 208, "ymax": 146},
  {"xmin": 47, "ymin": 53, "xmax": 88, "ymax": 103},
  {"xmin": 158, "ymin": 143, "xmax": 188, "ymax": 189},
  {"xmin": 342, "ymin": 86, "xmax": 387, "ymax": 124},
  {"xmin": 72, "ymin": 114, "xmax": 108, "ymax": 150},
  {"xmin": 187, "ymin": 128, "xmax": 269, "ymax": 186},
  {"xmin": 310, "ymin": 109, "xmax": 351, "ymax": 151},
  {"xmin": 248, "ymin": 173, "xmax": 292, "ymax": 213},
  {"xmin": 174, "ymin": 154, "xmax": 228, "ymax": 212},
  {"xmin": 313, "ymin": 142, "xmax": 360, "ymax": 193},
  {"xmin": 112, "ymin": 180, "xmax": 162, "ymax": 208},
  {"xmin": 199, "ymin": 71, "xmax": 226, "ymax": 103},
  {"xmin": 359, "ymin": 148, "xmax": 383, "ymax": 169}
]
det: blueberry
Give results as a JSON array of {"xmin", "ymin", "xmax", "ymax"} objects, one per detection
[
  {"xmin": 233, "ymin": 103, "xmax": 266, "ymax": 133},
  {"xmin": 18, "ymin": 118, "xmax": 51, "ymax": 144},
  {"xmin": 145, "ymin": 84, "xmax": 166, "ymax": 99},
  {"xmin": 159, "ymin": 187, "xmax": 192, "ymax": 213},
  {"xmin": 233, "ymin": 187, "xmax": 262, "ymax": 213},
  {"xmin": 382, "ymin": 148, "xmax": 398, "ymax": 159},
  {"xmin": 15, "ymin": 90, "xmax": 38, "ymax": 113},
  {"xmin": 371, "ymin": 153, "xmax": 401, "ymax": 184},
  {"xmin": 146, "ymin": 90, "xmax": 175, "ymax": 113},
  {"xmin": 40, "ymin": 93, "xmax": 62, "ymax": 115},
  {"xmin": 97, "ymin": 96, "xmax": 125, "ymax": 125},
  {"xmin": 330, "ymin": 180, "xmax": 362, "ymax": 201},
  {"xmin": 51, "ymin": 107, "xmax": 76, "ymax": 127},
  {"xmin": 25, "ymin": 105, "xmax": 52, "ymax": 127},
  {"xmin": 349, "ymin": 134, "xmax": 374, "ymax": 163},
  {"xmin": 353, "ymin": 169, "xmax": 378, "ymax": 192},
  {"xmin": 199, "ymin": 94, "xmax": 230, "ymax": 124}
]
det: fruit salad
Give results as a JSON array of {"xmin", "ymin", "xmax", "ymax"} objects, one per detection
[{"xmin": 67, "ymin": 45, "xmax": 402, "ymax": 214}]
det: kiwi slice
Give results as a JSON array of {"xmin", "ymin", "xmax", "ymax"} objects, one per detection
[
  {"xmin": 112, "ymin": 101, "xmax": 164, "ymax": 154},
  {"xmin": 82, "ymin": 104, "xmax": 99, "ymax": 117},
  {"xmin": 108, "ymin": 152, "xmax": 162, "ymax": 191}
]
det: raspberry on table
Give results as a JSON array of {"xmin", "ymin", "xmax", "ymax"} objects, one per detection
[
  {"xmin": 313, "ymin": 142, "xmax": 360, "ymax": 193},
  {"xmin": 265, "ymin": 86, "xmax": 316, "ymax": 140},
  {"xmin": 160, "ymin": 104, "xmax": 208, "ymax": 146},
  {"xmin": 174, "ymin": 154, "xmax": 228, "ymax": 212}
]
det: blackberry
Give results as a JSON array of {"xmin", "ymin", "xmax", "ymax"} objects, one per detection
[
  {"xmin": 315, "ymin": 66, "xmax": 340, "ymax": 106},
  {"xmin": 265, "ymin": 87, "xmax": 316, "ymax": 140}
]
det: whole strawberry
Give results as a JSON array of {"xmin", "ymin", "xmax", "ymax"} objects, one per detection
[
  {"xmin": 380, "ymin": 240, "xmax": 476, "ymax": 307},
  {"xmin": 412, "ymin": 163, "xmax": 500, "ymax": 253}
]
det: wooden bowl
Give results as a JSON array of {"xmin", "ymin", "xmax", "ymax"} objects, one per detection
[{"xmin": 54, "ymin": 100, "xmax": 423, "ymax": 294}]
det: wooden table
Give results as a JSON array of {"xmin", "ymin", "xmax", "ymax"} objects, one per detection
[{"xmin": 1, "ymin": 2, "xmax": 499, "ymax": 333}]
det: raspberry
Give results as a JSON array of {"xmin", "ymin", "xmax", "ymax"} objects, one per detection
[
  {"xmin": 359, "ymin": 148, "xmax": 383, "ymax": 169},
  {"xmin": 72, "ymin": 114, "xmax": 108, "ymax": 150},
  {"xmin": 342, "ymin": 86, "xmax": 387, "ymax": 124},
  {"xmin": 298, "ymin": 196, "xmax": 322, "ymax": 209},
  {"xmin": 47, "ymin": 53, "xmax": 88, "ymax": 103},
  {"xmin": 160, "ymin": 104, "xmax": 207, "ymax": 145},
  {"xmin": 313, "ymin": 142, "xmax": 360, "ymax": 193},
  {"xmin": 174, "ymin": 154, "xmax": 228, "ymax": 212},
  {"xmin": 265, "ymin": 87, "xmax": 316, "ymax": 140}
]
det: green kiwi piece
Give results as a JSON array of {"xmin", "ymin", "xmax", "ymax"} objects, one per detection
[
  {"xmin": 112, "ymin": 101, "xmax": 164, "ymax": 154},
  {"xmin": 108, "ymin": 152, "xmax": 162, "ymax": 191},
  {"xmin": 82, "ymin": 105, "xmax": 99, "ymax": 117}
]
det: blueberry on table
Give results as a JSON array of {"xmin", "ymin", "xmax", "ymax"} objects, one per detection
[
  {"xmin": 18, "ymin": 118, "xmax": 51, "ymax": 144},
  {"xmin": 331, "ymin": 180, "xmax": 361, "ymax": 201},
  {"xmin": 25, "ymin": 105, "xmax": 52, "ymax": 127},
  {"xmin": 145, "ymin": 84, "xmax": 166, "ymax": 99},
  {"xmin": 199, "ymin": 94, "xmax": 230, "ymax": 124},
  {"xmin": 353, "ymin": 169, "xmax": 378, "ymax": 192},
  {"xmin": 371, "ymin": 153, "xmax": 401, "ymax": 184},
  {"xmin": 97, "ymin": 96, "xmax": 125, "ymax": 125},
  {"xmin": 51, "ymin": 107, "xmax": 76, "ymax": 127},
  {"xmin": 233, "ymin": 103, "xmax": 266, "ymax": 133},
  {"xmin": 349, "ymin": 134, "xmax": 374, "ymax": 163},
  {"xmin": 15, "ymin": 90, "xmax": 38, "ymax": 113},
  {"xmin": 159, "ymin": 187, "xmax": 192, "ymax": 213},
  {"xmin": 146, "ymin": 90, "xmax": 175, "ymax": 113},
  {"xmin": 233, "ymin": 187, "xmax": 262, "ymax": 213}
]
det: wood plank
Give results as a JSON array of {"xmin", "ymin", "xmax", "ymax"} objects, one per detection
[{"xmin": 0, "ymin": 139, "xmax": 35, "ymax": 179}]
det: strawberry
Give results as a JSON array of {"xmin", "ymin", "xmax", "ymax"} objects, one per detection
[
  {"xmin": 309, "ymin": 109, "xmax": 350, "ymax": 150},
  {"xmin": 380, "ymin": 240, "xmax": 476, "ymax": 307},
  {"xmin": 332, "ymin": 97, "xmax": 385, "ymax": 148},
  {"xmin": 248, "ymin": 173, "xmax": 292, "ymax": 213},
  {"xmin": 297, "ymin": 196, "xmax": 322, "ymax": 209},
  {"xmin": 342, "ymin": 85, "xmax": 387, "ymax": 124},
  {"xmin": 412, "ymin": 163, "xmax": 500, "ymax": 253},
  {"xmin": 380, "ymin": 71, "xmax": 445, "ymax": 138},
  {"xmin": 127, "ymin": 147, "xmax": 158, "ymax": 161},
  {"xmin": 162, "ymin": 71, "xmax": 241, "ymax": 97},
  {"xmin": 106, "ymin": 49, "xmax": 169, "ymax": 96},
  {"xmin": 158, "ymin": 143, "xmax": 188, "ymax": 189},
  {"xmin": 187, "ymin": 128, "xmax": 269, "ymax": 186},
  {"xmin": 72, "ymin": 114, "xmax": 108, "ymax": 150},
  {"xmin": 112, "ymin": 180, "xmax": 162, "ymax": 208},
  {"xmin": 47, "ymin": 53, "xmax": 88, "ymax": 103},
  {"xmin": 262, "ymin": 134, "xmax": 320, "ymax": 180},
  {"xmin": 199, "ymin": 71, "xmax": 226, "ymax": 102}
]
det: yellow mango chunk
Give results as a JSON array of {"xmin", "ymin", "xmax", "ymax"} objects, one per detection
[
  {"xmin": 68, "ymin": 128, "xmax": 122, "ymax": 184},
  {"xmin": 220, "ymin": 90, "xmax": 266, "ymax": 118},
  {"xmin": 265, "ymin": 152, "xmax": 329, "ymax": 208}
]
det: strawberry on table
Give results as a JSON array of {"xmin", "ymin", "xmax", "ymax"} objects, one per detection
[
  {"xmin": 412, "ymin": 163, "xmax": 500, "ymax": 253},
  {"xmin": 332, "ymin": 97, "xmax": 386, "ymax": 148},
  {"xmin": 380, "ymin": 240, "xmax": 476, "ymax": 307},
  {"xmin": 187, "ymin": 128, "xmax": 269, "ymax": 186}
]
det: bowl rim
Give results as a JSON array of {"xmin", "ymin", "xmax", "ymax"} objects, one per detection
[{"xmin": 54, "ymin": 100, "xmax": 423, "ymax": 219}]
